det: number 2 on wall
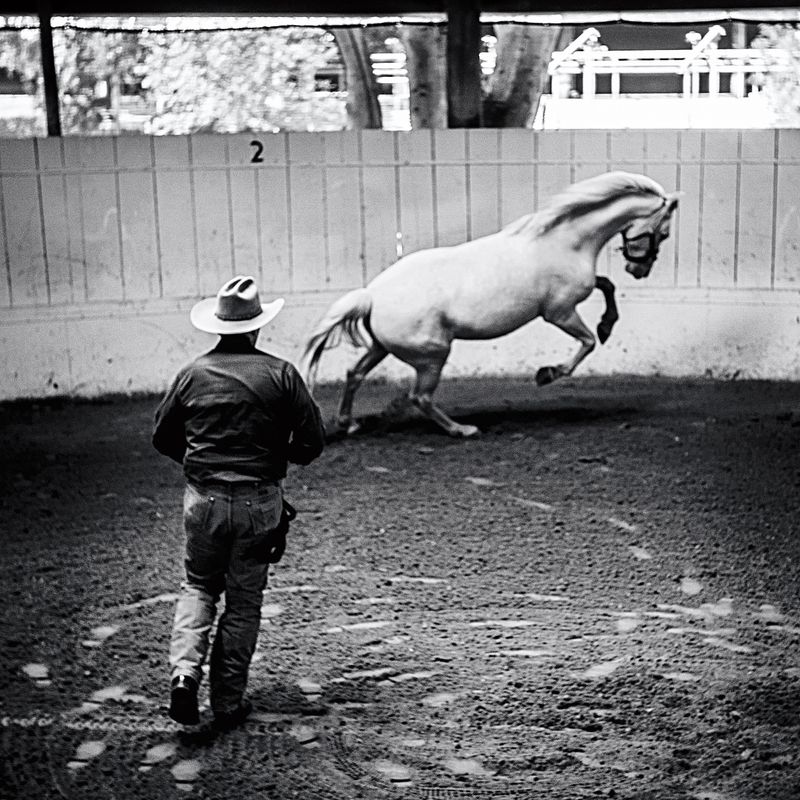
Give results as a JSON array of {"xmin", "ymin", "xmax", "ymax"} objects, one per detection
[{"xmin": 250, "ymin": 140, "xmax": 264, "ymax": 163}]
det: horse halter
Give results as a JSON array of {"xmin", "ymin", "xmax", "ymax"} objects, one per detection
[
  {"xmin": 621, "ymin": 230, "xmax": 661, "ymax": 264},
  {"xmin": 621, "ymin": 196, "xmax": 669, "ymax": 264}
]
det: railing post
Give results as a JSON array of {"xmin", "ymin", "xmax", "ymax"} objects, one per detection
[
  {"xmin": 731, "ymin": 22, "xmax": 747, "ymax": 98},
  {"xmin": 583, "ymin": 53, "xmax": 595, "ymax": 100}
]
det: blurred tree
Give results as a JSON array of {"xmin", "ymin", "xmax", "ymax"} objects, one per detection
[
  {"xmin": 142, "ymin": 28, "xmax": 345, "ymax": 133},
  {"xmin": 329, "ymin": 27, "xmax": 382, "ymax": 128},
  {"xmin": 483, "ymin": 25, "xmax": 562, "ymax": 128},
  {"xmin": 341, "ymin": 23, "xmax": 562, "ymax": 129},
  {"xmin": 401, "ymin": 25, "xmax": 447, "ymax": 128},
  {"xmin": 751, "ymin": 24, "xmax": 800, "ymax": 126}
]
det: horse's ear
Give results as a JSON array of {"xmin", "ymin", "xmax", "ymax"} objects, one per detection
[{"xmin": 666, "ymin": 192, "xmax": 682, "ymax": 212}]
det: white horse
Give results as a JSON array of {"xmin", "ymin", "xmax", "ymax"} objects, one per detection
[{"xmin": 302, "ymin": 171, "xmax": 679, "ymax": 438}]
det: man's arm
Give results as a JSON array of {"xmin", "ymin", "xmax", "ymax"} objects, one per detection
[
  {"xmin": 284, "ymin": 364, "xmax": 325, "ymax": 465},
  {"xmin": 152, "ymin": 374, "xmax": 187, "ymax": 464}
]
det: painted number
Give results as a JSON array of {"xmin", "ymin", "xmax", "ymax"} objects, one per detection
[{"xmin": 250, "ymin": 140, "xmax": 264, "ymax": 163}]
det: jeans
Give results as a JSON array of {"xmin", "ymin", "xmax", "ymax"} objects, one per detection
[{"xmin": 169, "ymin": 480, "xmax": 282, "ymax": 715}]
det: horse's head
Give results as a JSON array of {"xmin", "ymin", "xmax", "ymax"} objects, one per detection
[{"xmin": 622, "ymin": 193, "xmax": 680, "ymax": 279}]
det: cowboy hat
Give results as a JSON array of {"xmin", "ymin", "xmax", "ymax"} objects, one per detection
[{"xmin": 190, "ymin": 276, "xmax": 284, "ymax": 334}]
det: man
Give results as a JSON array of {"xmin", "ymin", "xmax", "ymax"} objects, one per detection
[{"xmin": 153, "ymin": 275, "xmax": 325, "ymax": 730}]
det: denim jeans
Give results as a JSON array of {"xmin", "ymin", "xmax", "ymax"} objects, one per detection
[{"xmin": 169, "ymin": 480, "xmax": 282, "ymax": 715}]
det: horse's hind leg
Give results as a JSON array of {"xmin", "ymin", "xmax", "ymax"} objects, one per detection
[
  {"xmin": 536, "ymin": 309, "xmax": 596, "ymax": 386},
  {"xmin": 595, "ymin": 276, "xmax": 619, "ymax": 344},
  {"xmin": 410, "ymin": 358, "xmax": 480, "ymax": 438},
  {"xmin": 335, "ymin": 343, "xmax": 388, "ymax": 434}
]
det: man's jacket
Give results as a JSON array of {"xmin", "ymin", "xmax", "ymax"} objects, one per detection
[{"xmin": 153, "ymin": 337, "xmax": 325, "ymax": 485}]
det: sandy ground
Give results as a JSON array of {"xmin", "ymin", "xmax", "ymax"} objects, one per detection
[{"xmin": 1, "ymin": 375, "xmax": 799, "ymax": 800}]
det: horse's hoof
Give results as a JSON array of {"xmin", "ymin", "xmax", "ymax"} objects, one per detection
[
  {"xmin": 597, "ymin": 321, "xmax": 614, "ymax": 344},
  {"xmin": 452, "ymin": 424, "xmax": 481, "ymax": 438},
  {"xmin": 535, "ymin": 366, "xmax": 558, "ymax": 386}
]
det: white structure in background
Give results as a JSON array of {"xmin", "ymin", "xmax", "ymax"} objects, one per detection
[
  {"xmin": 370, "ymin": 47, "xmax": 410, "ymax": 131},
  {"xmin": 536, "ymin": 25, "xmax": 793, "ymax": 129}
]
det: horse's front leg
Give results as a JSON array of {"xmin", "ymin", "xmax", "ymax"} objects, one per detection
[
  {"xmin": 594, "ymin": 276, "xmax": 619, "ymax": 344},
  {"xmin": 536, "ymin": 309, "xmax": 596, "ymax": 386}
]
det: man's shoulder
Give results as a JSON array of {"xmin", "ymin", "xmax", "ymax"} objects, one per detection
[
  {"xmin": 188, "ymin": 348, "xmax": 301, "ymax": 383},
  {"xmin": 254, "ymin": 349, "xmax": 297, "ymax": 374}
]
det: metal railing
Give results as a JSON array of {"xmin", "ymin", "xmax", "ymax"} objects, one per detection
[{"xmin": 548, "ymin": 26, "xmax": 793, "ymax": 101}]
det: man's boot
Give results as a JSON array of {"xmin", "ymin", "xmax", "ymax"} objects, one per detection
[
  {"xmin": 213, "ymin": 698, "xmax": 253, "ymax": 731},
  {"xmin": 169, "ymin": 675, "xmax": 199, "ymax": 725}
]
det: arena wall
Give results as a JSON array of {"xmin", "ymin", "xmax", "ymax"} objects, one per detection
[{"xmin": 1, "ymin": 128, "xmax": 799, "ymax": 400}]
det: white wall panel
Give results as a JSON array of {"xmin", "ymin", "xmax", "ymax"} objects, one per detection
[
  {"xmin": 154, "ymin": 136, "xmax": 197, "ymax": 298},
  {"xmin": 2, "ymin": 129, "xmax": 800, "ymax": 399}
]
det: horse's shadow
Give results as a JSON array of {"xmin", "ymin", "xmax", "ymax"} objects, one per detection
[{"xmin": 325, "ymin": 398, "xmax": 641, "ymax": 441}]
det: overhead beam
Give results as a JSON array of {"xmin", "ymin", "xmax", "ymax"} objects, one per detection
[{"xmin": 3, "ymin": 1, "xmax": 799, "ymax": 13}]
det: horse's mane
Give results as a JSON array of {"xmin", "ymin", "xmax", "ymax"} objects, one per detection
[{"xmin": 505, "ymin": 171, "xmax": 667, "ymax": 236}]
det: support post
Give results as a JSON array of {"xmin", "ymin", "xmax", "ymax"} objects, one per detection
[
  {"xmin": 731, "ymin": 22, "xmax": 746, "ymax": 98},
  {"xmin": 446, "ymin": 0, "xmax": 482, "ymax": 128},
  {"xmin": 38, "ymin": 0, "xmax": 61, "ymax": 136}
]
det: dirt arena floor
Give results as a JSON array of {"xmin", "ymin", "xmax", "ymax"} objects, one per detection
[{"xmin": 1, "ymin": 375, "xmax": 799, "ymax": 800}]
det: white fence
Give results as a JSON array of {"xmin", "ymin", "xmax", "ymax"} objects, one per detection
[{"xmin": 1, "ymin": 128, "xmax": 799, "ymax": 399}]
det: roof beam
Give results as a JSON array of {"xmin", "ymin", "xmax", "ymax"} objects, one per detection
[{"xmin": 3, "ymin": 1, "xmax": 800, "ymax": 13}]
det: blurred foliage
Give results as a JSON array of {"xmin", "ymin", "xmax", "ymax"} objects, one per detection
[
  {"xmin": 0, "ymin": 23, "xmax": 347, "ymax": 134},
  {"xmin": 141, "ymin": 28, "xmax": 345, "ymax": 133},
  {"xmin": 751, "ymin": 24, "xmax": 800, "ymax": 125}
]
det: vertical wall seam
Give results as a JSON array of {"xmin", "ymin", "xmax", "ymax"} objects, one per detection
[
  {"xmin": 187, "ymin": 136, "xmax": 201, "ymax": 295},
  {"xmin": 63, "ymin": 318, "xmax": 74, "ymax": 395},
  {"xmin": 605, "ymin": 130, "xmax": 612, "ymax": 276},
  {"xmin": 569, "ymin": 130, "xmax": 576, "ymax": 184},
  {"xmin": 225, "ymin": 137, "xmax": 236, "ymax": 276},
  {"xmin": 431, "ymin": 130, "xmax": 439, "ymax": 247},
  {"xmin": 0, "ymin": 149, "xmax": 13, "ymax": 306},
  {"xmin": 149, "ymin": 137, "xmax": 164, "ymax": 299},
  {"xmin": 674, "ymin": 131, "xmax": 682, "ymax": 287},
  {"xmin": 770, "ymin": 130, "xmax": 779, "ymax": 289},
  {"xmin": 733, "ymin": 131, "xmax": 742, "ymax": 287},
  {"xmin": 76, "ymin": 147, "xmax": 89, "ymax": 302},
  {"xmin": 284, "ymin": 133, "xmax": 295, "ymax": 292},
  {"xmin": 112, "ymin": 137, "xmax": 126, "ymax": 301},
  {"xmin": 496, "ymin": 129, "xmax": 503, "ymax": 227},
  {"xmin": 59, "ymin": 137, "xmax": 75, "ymax": 304},
  {"xmin": 393, "ymin": 131, "xmax": 402, "ymax": 265},
  {"xmin": 696, "ymin": 132, "xmax": 705, "ymax": 288},
  {"xmin": 253, "ymin": 163, "xmax": 263, "ymax": 288},
  {"xmin": 498, "ymin": 130, "xmax": 504, "ymax": 224},
  {"xmin": 532, "ymin": 129, "xmax": 539, "ymax": 212},
  {"xmin": 321, "ymin": 135, "xmax": 331, "ymax": 286},
  {"xmin": 356, "ymin": 130, "xmax": 368, "ymax": 286},
  {"xmin": 465, "ymin": 131, "xmax": 472, "ymax": 242},
  {"xmin": 33, "ymin": 138, "xmax": 52, "ymax": 305}
]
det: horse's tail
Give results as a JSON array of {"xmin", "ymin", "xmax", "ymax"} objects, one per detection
[{"xmin": 301, "ymin": 288, "xmax": 374, "ymax": 389}]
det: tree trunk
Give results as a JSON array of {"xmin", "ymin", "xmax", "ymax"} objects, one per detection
[
  {"xmin": 330, "ymin": 28, "xmax": 382, "ymax": 129},
  {"xmin": 483, "ymin": 25, "xmax": 562, "ymax": 128},
  {"xmin": 446, "ymin": 0, "xmax": 482, "ymax": 128},
  {"xmin": 400, "ymin": 25, "xmax": 447, "ymax": 129}
]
